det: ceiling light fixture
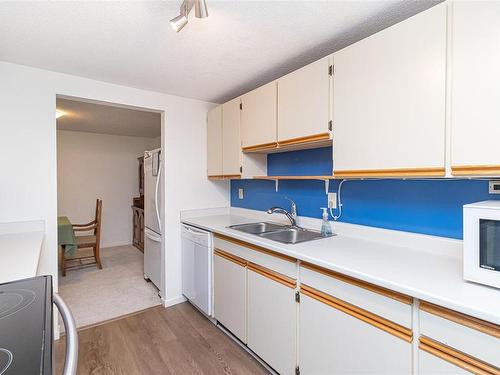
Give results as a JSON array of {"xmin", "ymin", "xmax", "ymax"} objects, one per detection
[
  {"xmin": 56, "ymin": 110, "xmax": 65, "ymax": 119},
  {"xmin": 194, "ymin": 0, "xmax": 208, "ymax": 18},
  {"xmin": 169, "ymin": 0, "xmax": 208, "ymax": 33}
]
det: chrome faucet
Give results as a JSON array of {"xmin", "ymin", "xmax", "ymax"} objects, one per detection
[
  {"xmin": 267, "ymin": 198, "xmax": 298, "ymax": 227},
  {"xmin": 285, "ymin": 197, "xmax": 297, "ymax": 221}
]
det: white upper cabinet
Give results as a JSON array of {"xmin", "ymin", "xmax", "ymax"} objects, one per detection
[
  {"xmin": 241, "ymin": 81, "xmax": 277, "ymax": 151},
  {"xmin": 222, "ymin": 98, "xmax": 241, "ymax": 176},
  {"xmin": 207, "ymin": 105, "xmax": 222, "ymax": 177},
  {"xmin": 278, "ymin": 56, "xmax": 332, "ymax": 143},
  {"xmin": 451, "ymin": 1, "xmax": 500, "ymax": 176},
  {"xmin": 333, "ymin": 4, "xmax": 447, "ymax": 178},
  {"xmin": 207, "ymin": 98, "xmax": 267, "ymax": 179}
]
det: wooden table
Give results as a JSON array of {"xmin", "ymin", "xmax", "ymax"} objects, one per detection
[{"xmin": 58, "ymin": 216, "xmax": 77, "ymax": 256}]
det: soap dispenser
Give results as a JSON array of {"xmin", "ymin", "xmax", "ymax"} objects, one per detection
[{"xmin": 320, "ymin": 207, "xmax": 333, "ymax": 237}]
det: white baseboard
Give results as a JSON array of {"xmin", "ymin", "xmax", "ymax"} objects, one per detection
[{"xmin": 163, "ymin": 294, "xmax": 186, "ymax": 307}]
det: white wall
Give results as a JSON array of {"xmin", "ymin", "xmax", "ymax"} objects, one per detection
[
  {"xmin": 0, "ymin": 62, "xmax": 229, "ymax": 307},
  {"xmin": 150, "ymin": 135, "xmax": 161, "ymax": 149},
  {"xmin": 57, "ymin": 130, "xmax": 157, "ymax": 248}
]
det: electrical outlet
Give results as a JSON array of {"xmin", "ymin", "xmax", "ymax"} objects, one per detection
[
  {"xmin": 328, "ymin": 193, "xmax": 337, "ymax": 209},
  {"xmin": 238, "ymin": 188, "xmax": 244, "ymax": 199},
  {"xmin": 489, "ymin": 181, "xmax": 500, "ymax": 194}
]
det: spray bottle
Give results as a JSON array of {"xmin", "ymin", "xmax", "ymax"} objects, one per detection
[{"xmin": 320, "ymin": 207, "xmax": 333, "ymax": 237}]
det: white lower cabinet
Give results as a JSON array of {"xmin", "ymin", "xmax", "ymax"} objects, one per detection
[
  {"xmin": 213, "ymin": 252, "xmax": 247, "ymax": 343},
  {"xmin": 212, "ymin": 238, "xmax": 499, "ymax": 375},
  {"xmin": 419, "ymin": 350, "xmax": 471, "ymax": 375},
  {"xmin": 247, "ymin": 267, "xmax": 297, "ymax": 375},
  {"xmin": 299, "ymin": 294, "xmax": 412, "ymax": 375}
]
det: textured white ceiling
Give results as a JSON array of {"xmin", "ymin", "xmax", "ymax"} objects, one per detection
[
  {"xmin": 0, "ymin": 1, "xmax": 440, "ymax": 103},
  {"xmin": 57, "ymin": 98, "xmax": 161, "ymax": 138}
]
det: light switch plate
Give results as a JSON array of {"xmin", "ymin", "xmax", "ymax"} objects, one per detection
[
  {"xmin": 328, "ymin": 193, "xmax": 337, "ymax": 209},
  {"xmin": 238, "ymin": 188, "xmax": 244, "ymax": 199}
]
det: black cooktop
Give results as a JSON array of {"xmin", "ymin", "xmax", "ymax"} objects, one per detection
[{"xmin": 0, "ymin": 276, "xmax": 53, "ymax": 375}]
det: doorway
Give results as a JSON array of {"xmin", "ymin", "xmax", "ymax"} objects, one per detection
[{"xmin": 55, "ymin": 96, "xmax": 164, "ymax": 329}]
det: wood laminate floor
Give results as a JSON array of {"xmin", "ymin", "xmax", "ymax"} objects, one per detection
[{"xmin": 55, "ymin": 302, "xmax": 269, "ymax": 375}]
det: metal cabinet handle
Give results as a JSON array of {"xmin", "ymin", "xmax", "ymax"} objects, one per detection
[{"xmin": 53, "ymin": 293, "xmax": 78, "ymax": 375}]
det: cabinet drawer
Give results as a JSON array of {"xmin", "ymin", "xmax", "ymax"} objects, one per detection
[
  {"xmin": 419, "ymin": 337, "xmax": 500, "ymax": 375},
  {"xmin": 419, "ymin": 302, "xmax": 500, "ymax": 369},
  {"xmin": 214, "ymin": 234, "xmax": 296, "ymax": 278},
  {"xmin": 300, "ymin": 262, "xmax": 412, "ymax": 328},
  {"xmin": 419, "ymin": 349, "xmax": 472, "ymax": 375}
]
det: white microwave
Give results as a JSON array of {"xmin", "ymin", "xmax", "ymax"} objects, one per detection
[{"xmin": 464, "ymin": 201, "xmax": 500, "ymax": 289}]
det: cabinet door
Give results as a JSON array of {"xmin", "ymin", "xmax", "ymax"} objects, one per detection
[
  {"xmin": 241, "ymin": 82, "xmax": 277, "ymax": 150},
  {"xmin": 333, "ymin": 4, "xmax": 447, "ymax": 177},
  {"xmin": 207, "ymin": 105, "xmax": 223, "ymax": 177},
  {"xmin": 451, "ymin": 2, "xmax": 500, "ymax": 175},
  {"xmin": 278, "ymin": 56, "xmax": 331, "ymax": 142},
  {"xmin": 247, "ymin": 266, "xmax": 296, "ymax": 375},
  {"xmin": 222, "ymin": 98, "xmax": 241, "ymax": 176},
  {"xmin": 213, "ymin": 251, "xmax": 247, "ymax": 343},
  {"xmin": 300, "ymin": 293, "xmax": 412, "ymax": 375}
]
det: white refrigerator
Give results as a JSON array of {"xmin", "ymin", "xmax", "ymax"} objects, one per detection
[{"xmin": 144, "ymin": 148, "xmax": 162, "ymax": 290}]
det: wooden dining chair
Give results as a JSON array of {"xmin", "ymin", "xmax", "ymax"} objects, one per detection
[{"xmin": 61, "ymin": 199, "xmax": 103, "ymax": 275}]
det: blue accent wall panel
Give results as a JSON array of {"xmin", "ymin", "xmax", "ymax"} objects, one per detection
[
  {"xmin": 268, "ymin": 147, "xmax": 333, "ymax": 176},
  {"xmin": 231, "ymin": 147, "xmax": 500, "ymax": 239}
]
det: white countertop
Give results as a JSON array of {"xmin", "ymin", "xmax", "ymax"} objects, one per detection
[
  {"xmin": 0, "ymin": 221, "xmax": 44, "ymax": 284},
  {"xmin": 181, "ymin": 209, "xmax": 500, "ymax": 325}
]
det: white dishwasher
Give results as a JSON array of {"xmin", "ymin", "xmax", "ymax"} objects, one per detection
[{"xmin": 181, "ymin": 224, "xmax": 213, "ymax": 317}]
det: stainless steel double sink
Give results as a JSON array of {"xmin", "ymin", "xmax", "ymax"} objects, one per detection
[{"xmin": 227, "ymin": 222, "xmax": 335, "ymax": 244}]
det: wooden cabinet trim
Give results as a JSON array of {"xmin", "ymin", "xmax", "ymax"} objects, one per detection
[
  {"xmin": 419, "ymin": 336, "xmax": 500, "ymax": 375},
  {"xmin": 214, "ymin": 248, "xmax": 247, "ymax": 268},
  {"xmin": 333, "ymin": 167, "xmax": 445, "ymax": 178},
  {"xmin": 208, "ymin": 175, "xmax": 241, "ymax": 180},
  {"xmin": 248, "ymin": 262, "xmax": 296, "ymax": 289},
  {"xmin": 242, "ymin": 134, "xmax": 332, "ymax": 154},
  {"xmin": 301, "ymin": 284, "xmax": 413, "ymax": 343},
  {"xmin": 451, "ymin": 165, "xmax": 500, "ymax": 176},
  {"xmin": 242, "ymin": 142, "xmax": 278, "ymax": 153},
  {"xmin": 253, "ymin": 175, "xmax": 332, "ymax": 180},
  {"xmin": 420, "ymin": 301, "xmax": 500, "ymax": 339},
  {"xmin": 278, "ymin": 132, "xmax": 331, "ymax": 147},
  {"xmin": 214, "ymin": 233, "xmax": 297, "ymax": 263},
  {"xmin": 301, "ymin": 262, "xmax": 413, "ymax": 305}
]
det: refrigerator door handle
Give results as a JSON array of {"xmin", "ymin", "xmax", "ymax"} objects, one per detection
[
  {"xmin": 155, "ymin": 156, "xmax": 162, "ymax": 231},
  {"xmin": 145, "ymin": 229, "xmax": 161, "ymax": 243}
]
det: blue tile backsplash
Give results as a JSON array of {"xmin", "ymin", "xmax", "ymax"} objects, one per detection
[{"xmin": 231, "ymin": 147, "xmax": 499, "ymax": 239}]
